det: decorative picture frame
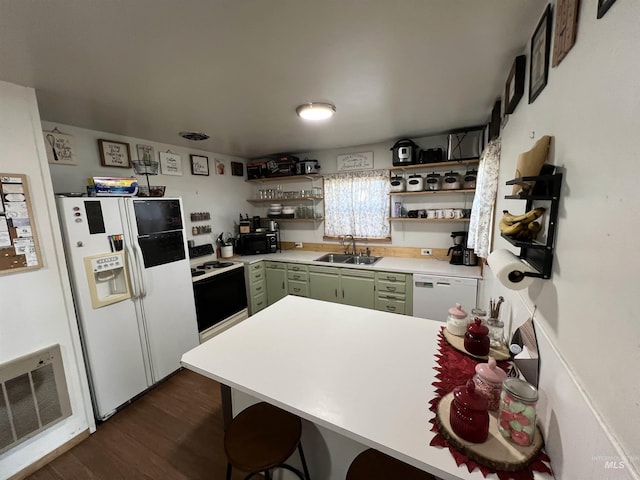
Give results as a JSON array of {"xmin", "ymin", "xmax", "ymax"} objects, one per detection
[
  {"xmin": 336, "ymin": 151, "xmax": 374, "ymax": 171},
  {"xmin": 489, "ymin": 100, "xmax": 501, "ymax": 140},
  {"xmin": 190, "ymin": 155, "xmax": 209, "ymax": 176},
  {"xmin": 159, "ymin": 151, "xmax": 183, "ymax": 176},
  {"xmin": 44, "ymin": 129, "xmax": 77, "ymax": 165},
  {"xmin": 136, "ymin": 144, "xmax": 155, "ymax": 164},
  {"xmin": 215, "ymin": 159, "xmax": 225, "ymax": 175},
  {"xmin": 552, "ymin": 0, "xmax": 580, "ymax": 67},
  {"xmin": 504, "ymin": 55, "xmax": 526, "ymax": 114},
  {"xmin": 98, "ymin": 139, "xmax": 131, "ymax": 168},
  {"xmin": 231, "ymin": 161, "xmax": 244, "ymax": 177},
  {"xmin": 529, "ymin": 4, "xmax": 552, "ymax": 104},
  {"xmin": 597, "ymin": 0, "xmax": 617, "ymax": 18}
]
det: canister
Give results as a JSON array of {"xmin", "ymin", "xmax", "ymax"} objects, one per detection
[
  {"xmin": 498, "ymin": 378, "xmax": 538, "ymax": 446},
  {"xmin": 464, "ymin": 318, "xmax": 490, "ymax": 356},
  {"xmin": 425, "ymin": 172, "xmax": 442, "ymax": 191},
  {"xmin": 463, "ymin": 169, "xmax": 478, "ymax": 189},
  {"xmin": 406, "ymin": 174, "xmax": 424, "ymax": 192},
  {"xmin": 446, "ymin": 303, "xmax": 468, "ymax": 336},
  {"xmin": 442, "ymin": 171, "xmax": 461, "ymax": 190},
  {"xmin": 450, "ymin": 380, "xmax": 489, "ymax": 443},
  {"xmin": 390, "ymin": 175, "xmax": 406, "ymax": 192},
  {"xmin": 473, "ymin": 357, "xmax": 507, "ymax": 411}
]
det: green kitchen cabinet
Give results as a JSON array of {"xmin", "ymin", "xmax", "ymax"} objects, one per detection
[
  {"xmin": 287, "ymin": 263, "xmax": 309, "ymax": 298},
  {"xmin": 308, "ymin": 265, "xmax": 340, "ymax": 302},
  {"xmin": 247, "ymin": 261, "xmax": 267, "ymax": 315},
  {"xmin": 265, "ymin": 261, "xmax": 287, "ymax": 305},
  {"xmin": 375, "ymin": 271, "xmax": 413, "ymax": 316},
  {"xmin": 340, "ymin": 269, "xmax": 375, "ymax": 309}
]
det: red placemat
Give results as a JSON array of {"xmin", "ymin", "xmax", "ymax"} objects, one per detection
[{"xmin": 429, "ymin": 328, "xmax": 553, "ymax": 479}]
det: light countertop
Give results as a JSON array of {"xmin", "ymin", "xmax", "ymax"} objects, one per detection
[
  {"xmin": 181, "ymin": 296, "xmax": 539, "ymax": 480},
  {"xmin": 233, "ymin": 249, "xmax": 482, "ymax": 279}
]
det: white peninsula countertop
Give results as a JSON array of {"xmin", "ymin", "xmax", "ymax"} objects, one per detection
[
  {"xmin": 181, "ymin": 296, "xmax": 543, "ymax": 480},
  {"xmin": 234, "ymin": 249, "xmax": 482, "ymax": 279}
]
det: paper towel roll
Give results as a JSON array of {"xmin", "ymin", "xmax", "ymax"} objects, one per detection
[{"xmin": 487, "ymin": 249, "xmax": 536, "ymax": 290}]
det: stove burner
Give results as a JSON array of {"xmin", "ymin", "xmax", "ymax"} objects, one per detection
[
  {"xmin": 199, "ymin": 261, "xmax": 234, "ymax": 269},
  {"xmin": 191, "ymin": 268, "xmax": 206, "ymax": 277}
]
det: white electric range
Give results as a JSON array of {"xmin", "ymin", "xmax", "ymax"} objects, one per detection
[{"xmin": 189, "ymin": 244, "xmax": 248, "ymax": 343}]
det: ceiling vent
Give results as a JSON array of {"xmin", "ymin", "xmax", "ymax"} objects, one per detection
[{"xmin": 179, "ymin": 131, "xmax": 210, "ymax": 141}]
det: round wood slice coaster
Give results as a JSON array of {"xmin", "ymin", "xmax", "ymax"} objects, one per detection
[
  {"xmin": 442, "ymin": 329, "xmax": 510, "ymax": 361},
  {"xmin": 435, "ymin": 393, "xmax": 543, "ymax": 472}
]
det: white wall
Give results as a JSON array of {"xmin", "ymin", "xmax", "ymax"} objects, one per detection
[
  {"xmin": 0, "ymin": 81, "xmax": 93, "ymax": 479},
  {"xmin": 483, "ymin": 0, "xmax": 640, "ymax": 478},
  {"xmin": 43, "ymin": 122, "xmax": 253, "ymax": 249}
]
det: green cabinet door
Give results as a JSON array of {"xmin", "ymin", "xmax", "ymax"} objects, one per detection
[
  {"xmin": 265, "ymin": 262, "xmax": 287, "ymax": 305},
  {"xmin": 341, "ymin": 270, "xmax": 375, "ymax": 309},
  {"xmin": 308, "ymin": 267, "xmax": 340, "ymax": 303}
]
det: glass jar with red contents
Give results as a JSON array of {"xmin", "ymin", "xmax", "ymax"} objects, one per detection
[
  {"xmin": 449, "ymin": 379, "xmax": 489, "ymax": 443},
  {"xmin": 473, "ymin": 357, "xmax": 507, "ymax": 411},
  {"xmin": 498, "ymin": 378, "xmax": 538, "ymax": 446},
  {"xmin": 464, "ymin": 318, "xmax": 490, "ymax": 356}
]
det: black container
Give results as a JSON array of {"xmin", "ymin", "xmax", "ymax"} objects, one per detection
[{"xmin": 419, "ymin": 148, "xmax": 445, "ymax": 164}]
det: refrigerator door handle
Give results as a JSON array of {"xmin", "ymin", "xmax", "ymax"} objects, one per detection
[
  {"xmin": 125, "ymin": 244, "xmax": 141, "ymax": 299},
  {"xmin": 120, "ymin": 197, "xmax": 147, "ymax": 298},
  {"xmin": 132, "ymin": 241, "xmax": 148, "ymax": 298}
]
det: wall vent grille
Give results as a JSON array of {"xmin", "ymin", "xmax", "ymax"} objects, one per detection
[{"xmin": 0, "ymin": 344, "xmax": 72, "ymax": 454}]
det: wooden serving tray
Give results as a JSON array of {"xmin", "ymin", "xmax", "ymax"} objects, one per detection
[
  {"xmin": 436, "ymin": 393, "xmax": 543, "ymax": 472},
  {"xmin": 442, "ymin": 328, "xmax": 510, "ymax": 361}
]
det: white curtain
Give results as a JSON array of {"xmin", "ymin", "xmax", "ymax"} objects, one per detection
[
  {"xmin": 467, "ymin": 139, "xmax": 501, "ymax": 258},
  {"xmin": 324, "ymin": 169, "xmax": 390, "ymax": 238}
]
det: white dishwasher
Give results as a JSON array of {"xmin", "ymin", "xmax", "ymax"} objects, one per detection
[{"xmin": 413, "ymin": 274, "xmax": 477, "ymax": 322}]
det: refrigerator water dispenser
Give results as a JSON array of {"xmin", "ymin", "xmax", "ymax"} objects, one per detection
[{"xmin": 84, "ymin": 251, "xmax": 131, "ymax": 308}]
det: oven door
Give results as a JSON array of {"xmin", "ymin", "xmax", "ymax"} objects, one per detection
[{"xmin": 192, "ymin": 267, "xmax": 248, "ymax": 333}]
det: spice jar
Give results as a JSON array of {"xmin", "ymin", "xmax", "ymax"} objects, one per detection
[
  {"xmin": 446, "ymin": 303, "xmax": 468, "ymax": 336},
  {"xmin": 498, "ymin": 378, "xmax": 538, "ymax": 446},
  {"xmin": 487, "ymin": 317, "xmax": 505, "ymax": 347},
  {"xmin": 450, "ymin": 379, "xmax": 489, "ymax": 443},
  {"xmin": 464, "ymin": 318, "xmax": 490, "ymax": 356},
  {"xmin": 473, "ymin": 357, "xmax": 507, "ymax": 411}
]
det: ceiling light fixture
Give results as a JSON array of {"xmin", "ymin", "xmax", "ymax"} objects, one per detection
[
  {"xmin": 179, "ymin": 131, "xmax": 210, "ymax": 141},
  {"xmin": 296, "ymin": 102, "xmax": 336, "ymax": 121}
]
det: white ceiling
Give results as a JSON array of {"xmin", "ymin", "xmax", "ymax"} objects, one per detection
[{"xmin": 0, "ymin": 0, "xmax": 547, "ymax": 158}]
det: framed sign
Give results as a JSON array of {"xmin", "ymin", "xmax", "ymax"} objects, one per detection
[
  {"xmin": 231, "ymin": 161, "xmax": 244, "ymax": 177},
  {"xmin": 504, "ymin": 55, "xmax": 526, "ymax": 114},
  {"xmin": 98, "ymin": 139, "xmax": 131, "ymax": 168},
  {"xmin": 43, "ymin": 129, "xmax": 77, "ymax": 165},
  {"xmin": 529, "ymin": 4, "xmax": 552, "ymax": 104},
  {"xmin": 215, "ymin": 159, "xmax": 225, "ymax": 175},
  {"xmin": 337, "ymin": 151, "xmax": 373, "ymax": 171},
  {"xmin": 159, "ymin": 151, "xmax": 183, "ymax": 176},
  {"xmin": 190, "ymin": 155, "xmax": 209, "ymax": 176},
  {"xmin": 553, "ymin": 0, "xmax": 580, "ymax": 67}
]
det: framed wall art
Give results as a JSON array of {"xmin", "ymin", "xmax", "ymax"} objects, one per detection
[
  {"xmin": 231, "ymin": 161, "xmax": 244, "ymax": 177},
  {"xmin": 190, "ymin": 155, "xmax": 209, "ymax": 176},
  {"xmin": 553, "ymin": 0, "xmax": 580, "ymax": 67},
  {"xmin": 529, "ymin": 4, "xmax": 553, "ymax": 104},
  {"xmin": 159, "ymin": 151, "xmax": 183, "ymax": 176},
  {"xmin": 504, "ymin": 55, "xmax": 526, "ymax": 114},
  {"xmin": 98, "ymin": 139, "xmax": 131, "ymax": 168},
  {"xmin": 43, "ymin": 129, "xmax": 77, "ymax": 165},
  {"xmin": 337, "ymin": 151, "xmax": 374, "ymax": 171},
  {"xmin": 597, "ymin": 0, "xmax": 617, "ymax": 18},
  {"xmin": 215, "ymin": 159, "xmax": 225, "ymax": 175}
]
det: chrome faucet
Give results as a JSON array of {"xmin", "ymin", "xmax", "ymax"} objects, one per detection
[{"xmin": 343, "ymin": 234, "xmax": 356, "ymax": 255}]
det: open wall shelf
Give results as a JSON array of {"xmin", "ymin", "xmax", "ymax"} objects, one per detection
[{"xmin": 503, "ymin": 173, "xmax": 563, "ymax": 279}]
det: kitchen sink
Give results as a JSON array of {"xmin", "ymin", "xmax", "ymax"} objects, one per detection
[
  {"xmin": 314, "ymin": 253, "xmax": 382, "ymax": 266},
  {"xmin": 344, "ymin": 255, "xmax": 382, "ymax": 265}
]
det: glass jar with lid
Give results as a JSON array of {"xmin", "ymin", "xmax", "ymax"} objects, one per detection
[
  {"xmin": 446, "ymin": 303, "xmax": 468, "ymax": 336},
  {"xmin": 450, "ymin": 379, "xmax": 489, "ymax": 443},
  {"xmin": 498, "ymin": 378, "xmax": 538, "ymax": 446},
  {"xmin": 473, "ymin": 357, "xmax": 507, "ymax": 411},
  {"xmin": 487, "ymin": 317, "xmax": 505, "ymax": 347},
  {"xmin": 464, "ymin": 318, "xmax": 490, "ymax": 356}
]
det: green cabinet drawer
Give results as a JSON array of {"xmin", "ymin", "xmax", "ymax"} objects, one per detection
[
  {"xmin": 249, "ymin": 262, "xmax": 264, "ymax": 272},
  {"xmin": 265, "ymin": 261, "xmax": 286, "ymax": 270},
  {"xmin": 376, "ymin": 271, "xmax": 407, "ymax": 283},
  {"xmin": 375, "ymin": 296, "xmax": 406, "ymax": 315},
  {"xmin": 251, "ymin": 279, "xmax": 266, "ymax": 296},
  {"xmin": 287, "ymin": 263, "xmax": 308, "ymax": 273},
  {"xmin": 287, "ymin": 270, "xmax": 308, "ymax": 282},
  {"xmin": 251, "ymin": 292, "xmax": 267, "ymax": 313},
  {"xmin": 250, "ymin": 269, "xmax": 265, "ymax": 283},
  {"xmin": 288, "ymin": 280, "xmax": 309, "ymax": 297},
  {"xmin": 377, "ymin": 279, "xmax": 406, "ymax": 294}
]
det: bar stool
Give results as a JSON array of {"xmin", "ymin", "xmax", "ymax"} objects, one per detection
[
  {"xmin": 224, "ymin": 402, "xmax": 311, "ymax": 480},
  {"xmin": 346, "ymin": 448, "xmax": 436, "ymax": 480}
]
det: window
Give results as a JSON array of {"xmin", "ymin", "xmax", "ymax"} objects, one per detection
[{"xmin": 323, "ymin": 169, "xmax": 391, "ymax": 239}]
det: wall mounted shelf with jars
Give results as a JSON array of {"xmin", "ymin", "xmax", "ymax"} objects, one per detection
[
  {"xmin": 248, "ymin": 195, "xmax": 323, "ymax": 204},
  {"xmin": 245, "ymin": 174, "xmax": 322, "ymax": 184},
  {"xmin": 502, "ymin": 172, "xmax": 562, "ymax": 279},
  {"xmin": 388, "ymin": 158, "xmax": 479, "ymax": 172},
  {"xmin": 389, "ymin": 218, "xmax": 470, "ymax": 223},
  {"xmin": 388, "ymin": 189, "xmax": 475, "ymax": 197}
]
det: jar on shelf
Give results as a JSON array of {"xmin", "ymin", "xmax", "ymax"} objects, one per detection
[
  {"xmin": 498, "ymin": 378, "xmax": 538, "ymax": 446},
  {"xmin": 446, "ymin": 303, "xmax": 468, "ymax": 336},
  {"xmin": 450, "ymin": 379, "xmax": 489, "ymax": 443},
  {"xmin": 473, "ymin": 357, "xmax": 507, "ymax": 411},
  {"xmin": 464, "ymin": 318, "xmax": 490, "ymax": 356},
  {"xmin": 425, "ymin": 172, "xmax": 441, "ymax": 191}
]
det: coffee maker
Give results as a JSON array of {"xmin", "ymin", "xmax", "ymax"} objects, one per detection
[{"xmin": 448, "ymin": 231, "xmax": 467, "ymax": 265}]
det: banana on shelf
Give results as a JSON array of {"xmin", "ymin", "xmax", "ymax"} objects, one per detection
[{"xmin": 499, "ymin": 207, "xmax": 545, "ymax": 241}]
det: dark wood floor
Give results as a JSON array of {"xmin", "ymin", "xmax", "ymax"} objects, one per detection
[{"xmin": 27, "ymin": 369, "xmax": 247, "ymax": 480}]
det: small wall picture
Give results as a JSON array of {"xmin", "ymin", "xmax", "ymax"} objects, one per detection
[
  {"xmin": 98, "ymin": 139, "xmax": 131, "ymax": 168},
  {"xmin": 159, "ymin": 151, "xmax": 183, "ymax": 176},
  {"xmin": 190, "ymin": 155, "xmax": 209, "ymax": 176},
  {"xmin": 231, "ymin": 161, "xmax": 244, "ymax": 177},
  {"xmin": 44, "ymin": 130, "xmax": 77, "ymax": 165},
  {"xmin": 597, "ymin": 0, "xmax": 617, "ymax": 18},
  {"xmin": 529, "ymin": 4, "xmax": 552, "ymax": 104},
  {"xmin": 215, "ymin": 159, "xmax": 225, "ymax": 175},
  {"xmin": 136, "ymin": 144, "xmax": 155, "ymax": 163},
  {"xmin": 504, "ymin": 55, "xmax": 526, "ymax": 114}
]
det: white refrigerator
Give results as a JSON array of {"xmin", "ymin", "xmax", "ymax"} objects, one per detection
[{"xmin": 56, "ymin": 196, "xmax": 199, "ymax": 420}]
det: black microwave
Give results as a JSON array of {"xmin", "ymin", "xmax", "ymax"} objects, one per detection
[{"xmin": 237, "ymin": 232, "xmax": 278, "ymax": 255}]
